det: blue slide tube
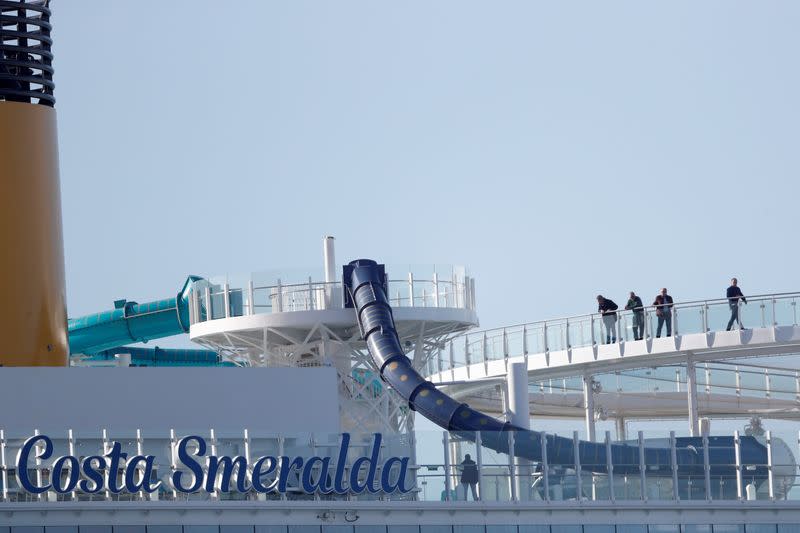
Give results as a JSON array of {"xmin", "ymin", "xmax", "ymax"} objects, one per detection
[
  {"xmin": 344, "ymin": 259, "xmax": 768, "ymax": 482},
  {"xmin": 83, "ymin": 346, "xmax": 227, "ymax": 366},
  {"xmin": 68, "ymin": 276, "xmax": 201, "ymax": 355}
]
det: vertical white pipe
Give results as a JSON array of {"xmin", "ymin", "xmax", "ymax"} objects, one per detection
[
  {"xmin": 507, "ymin": 363, "xmax": 530, "ymax": 429},
  {"xmin": 507, "ymin": 362, "xmax": 530, "ymax": 500},
  {"xmin": 442, "ymin": 431, "xmax": 452, "ymax": 501},
  {"xmin": 323, "ymin": 236, "xmax": 336, "ymax": 283},
  {"xmin": 616, "ymin": 417, "xmax": 626, "ymax": 441}
]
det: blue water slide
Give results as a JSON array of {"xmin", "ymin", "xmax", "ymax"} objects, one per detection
[
  {"xmin": 81, "ymin": 346, "xmax": 229, "ymax": 367},
  {"xmin": 68, "ymin": 276, "xmax": 202, "ymax": 355},
  {"xmin": 344, "ymin": 259, "xmax": 768, "ymax": 486}
]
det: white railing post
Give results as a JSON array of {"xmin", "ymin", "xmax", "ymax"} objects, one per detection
[
  {"xmin": 205, "ymin": 285, "xmax": 212, "ymax": 319},
  {"xmin": 772, "ymin": 298, "xmax": 777, "ymax": 326},
  {"xmin": 100, "ymin": 428, "xmax": 110, "ymax": 501},
  {"xmin": 765, "ymin": 369, "xmax": 772, "ymax": 398},
  {"xmin": 482, "ymin": 332, "xmax": 488, "ymax": 365},
  {"xmin": 433, "ymin": 272, "xmax": 440, "ymax": 308},
  {"xmin": 136, "ymin": 429, "xmax": 145, "ymax": 500},
  {"xmin": 734, "ymin": 430, "xmax": 743, "ymax": 500},
  {"xmin": 248, "ymin": 280, "xmax": 255, "ymax": 315},
  {"xmin": 565, "ymin": 319, "xmax": 571, "ymax": 349},
  {"xmin": 767, "ymin": 430, "xmax": 775, "ymax": 500},
  {"xmin": 209, "ymin": 428, "xmax": 219, "ymax": 500},
  {"xmin": 736, "ymin": 367, "xmax": 742, "ymax": 397},
  {"xmin": 795, "ymin": 371, "xmax": 800, "ymax": 402},
  {"xmin": 761, "ymin": 300, "xmax": 766, "ymax": 328},
  {"xmin": 605, "ymin": 431, "xmax": 614, "ymax": 503},
  {"xmin": 522, "ymin": 325, "xmax": 528, "ymax": 354},
  {"xmin": 573, "ymin": 431, "xmax": 582, "ymax": 501},
  {"xmin": 442, "ymin": 432, "xmax": 452, "ymax": 501},
  {"xmin": 408, "ymin": 273, "xmax": 415, "ymax": 307},
  {"xmin": 670, "ymin": 431, "xmax": 679, "ymax": 501},
  {"xmin": 703, "ymin": 302, "xmax": 709, "ymax": 332},
  {"xmin": 223, "ymin": 283, "xmax": 230, "ymax": 319},
  {"xmin": 702, "ymin": 432, "xmax": 711, "ymax": 501},
  {"xmin": 275, "ymin": 279, "xmax": 283, "ymax": 313},
  {"xmin": 508, "ymin": 431, "xmax": 517, "ymax": 501},
  {"xmin": 541, "ymin": 431, "xmax": 549, "ymax": 502},
  {"xmin": 543, "ymin": 322, "xmax": 549, "ymax": 353},
  {"xmin": 590, "ymin": 315, "xmax": 596, "ymax": 345},
  {"xmin": 0, "ymin": 429, "xmax": 6, "ymax": 502},
  {"xmin": 169, "ymin": 428, "xmax": 178, "ymax": 500},
  {"xmin": 308, "ymin": 276, "xmax": 314, "ymax": 311},
  {"xmin": 638, "ymin": 431, "xmax": 647, "ymax": 501},
  {"xmin": 672, "ymin": 305, "xmax": 679, "ymax": 336},
  {"xmin": 475, "ymin": 431, "xmax": 484, "ymax": 501}
]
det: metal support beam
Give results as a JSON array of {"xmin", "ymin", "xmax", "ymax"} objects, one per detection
[
  {"xmin": 616, "ymin": 417, "xmax": 627, "ymax": 441},
  {"xmin": 583, "ymin": 375, "xmax": 596, "ymax": 441},
  {"xmin": 686, "ymin": 355, "xmax": 700, "ymax": 437},
  {"xmin": 507, "ymin": 362, "xmax": 531, "ymax": 500}
]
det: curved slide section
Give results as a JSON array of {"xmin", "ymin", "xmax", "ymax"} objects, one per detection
[
  {"xmin": 345, "ymin": 259, "xmax": 770, "ymax": 481},
  {"xmin": 68, "ymin": 276, "xmax": 201, "ymax": 355}
]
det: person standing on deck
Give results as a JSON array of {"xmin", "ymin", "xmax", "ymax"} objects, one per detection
[
  {"xmin": 597, "ymin": 295, "xmax": 619, "ymax": 344},
  {"xmin": 653, "ymin": 288, "xmax": 674, "ymax": 337},
  {"xmin": 626, "ymin": 291, "xmax": 645, "ymax": 340},
  {"xmin": 459, "ymin": 454, "xmax": 480, "ymax": 501}
]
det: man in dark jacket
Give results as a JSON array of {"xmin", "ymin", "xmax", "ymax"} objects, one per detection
[
  {"xmin": 653, "ymin": 288, "xmax": 674, "ymax": 337},
  {"xmin": 625, "ymin": 291, "xmax": 645, "ymax": 340},
  {"xmin": 459, "ymin": 454, "xmax": 480, "ymax": 501},
  {"xmin": 726, "ymin": 278, "xmax": 747, "ymax": 331},
  {"xmin": 597, "ymin": 295, "xmax": 619, "ymax": 344}
]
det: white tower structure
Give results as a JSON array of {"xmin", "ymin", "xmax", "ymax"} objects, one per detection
[{"xmin": 188, "ymin": 237, "xmax": 478, "ymax": 434}]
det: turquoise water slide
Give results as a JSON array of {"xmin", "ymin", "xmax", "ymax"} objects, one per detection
[{"xmin": 67, "ymin": 276, "xmax": 209, "ymax": 358}]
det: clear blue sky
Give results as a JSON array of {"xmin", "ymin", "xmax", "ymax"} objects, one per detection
[{"xmin": 52, "ymin": 1, "xmax": 800, "ymax": 330}]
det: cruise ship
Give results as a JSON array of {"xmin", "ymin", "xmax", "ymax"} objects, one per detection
[{"xmin": 1, "ymin": 1, "xmax": 799, "ymax": 531}]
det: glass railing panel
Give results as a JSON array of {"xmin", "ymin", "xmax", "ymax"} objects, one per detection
[
  {"xmin": 676, "ymin": 304, "xmax": 704, "ymax": 335},
  {"xmin": 738, "ymin": 368, "xmax": 769, "ymax": 399},
  {"xmin": 706, "ymin": 301, "xmax": 732, "ymax": 332},
  {"xmin": 485, "ymin": 332, "xmax": 504, "ymax": 362},
  {"xmin": 506, "ymin": 328, "xmax": 524, "ymax": 358},
  {"xmin": 567, "ymin": 318, "xmax": 592, "ymax": 348},
  {"xmin": 525, "ymin": 324, "xmax": 545, "ymax": 354},
  {"xmin": 546, "ymin": 322, "xmax": 566, "ymax": 352},
  {"xmin": 774, "ymin": 296, "xmax": 799, "ymax": 327},
  {"xmin": 741, "ymin": 298, "xmax": 770, "ymax": 328}
]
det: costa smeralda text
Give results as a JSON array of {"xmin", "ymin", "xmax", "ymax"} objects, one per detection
[{"xmin": 15, "ymin": 433, "xmax": 412, "ymax": 495}]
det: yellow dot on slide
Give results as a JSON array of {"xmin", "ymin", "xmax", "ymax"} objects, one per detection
[
  {"xmin": 480, "ymin": 419, "xmax": 488, "ymax": 425},
  {"xmin": 419, "ymin": 389, "xmax": 430, "ymax": 397},
  {"xmin": 461, "ymin": 411, "xmax": 470, "ymax": 418},
  {"xmin": 388, "ymin": 362, "xmax": 398, "ymax": 370},
  {"xmin": 400, "ymin": 375, "xmax": 408, "ymax": 382},
  {"xmin": 436, "ymin": 399, "xmax": 444, "ymax": 405}
]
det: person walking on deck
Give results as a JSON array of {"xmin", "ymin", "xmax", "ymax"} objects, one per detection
[
  {"xmin": 597, "ymin": 295, "xmax": 619, "ymax": 344},
  {"xmin": 726, "ymin": 278, "xmax": 747, "ymax": 331}
]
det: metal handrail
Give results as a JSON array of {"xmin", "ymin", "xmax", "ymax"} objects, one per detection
[{"xmin": 468, "ymin": 291, "xmax": 800, "ymax": 337}]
